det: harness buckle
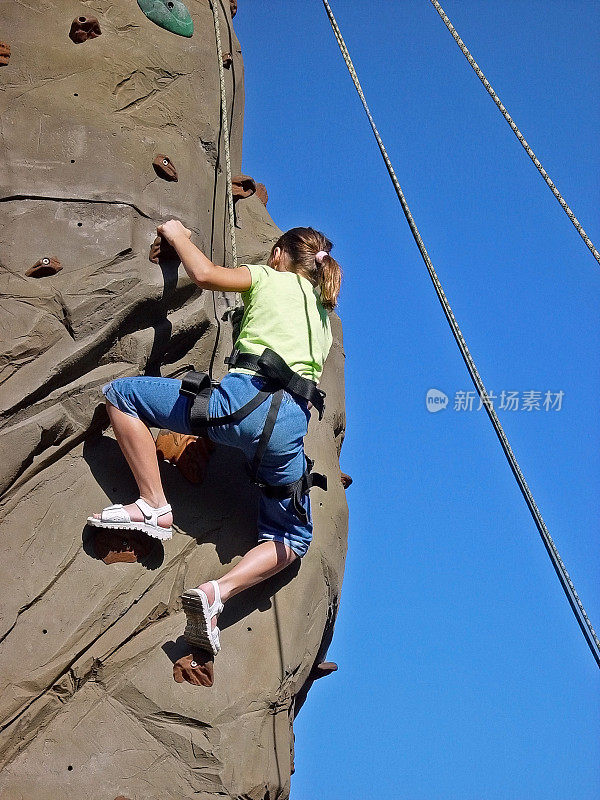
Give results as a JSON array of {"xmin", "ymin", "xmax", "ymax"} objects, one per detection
[{"xmin": 224, "ymin": 347, "xmax": 240, "ymax": 367}]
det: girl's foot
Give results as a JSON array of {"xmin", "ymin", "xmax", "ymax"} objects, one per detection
[
  {"xmin": 195, "ymin": 582, "xmax": 220, "ymax": 630},
  {"xmin": 91, "ymin": 501, "xmax": 173, "ymax": 529},
  {"xmin": 87, "ymin": 498, "xmax": 173, "ymax": 540},
  {"xmin": 181, "ymin": 579, "xmax": 224, "ymax": 654}
]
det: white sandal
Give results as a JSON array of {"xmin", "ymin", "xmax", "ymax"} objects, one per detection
[
  {"xmin": 86, "ymin": 498, "xmax": 173, "ymax": 541},
  {"xmin": 181, "ymin": 580, "xmax": 224, "ymax": 655}
]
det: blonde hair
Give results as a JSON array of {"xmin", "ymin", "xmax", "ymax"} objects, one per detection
[{"xmin": 269, "ymin": 226, "xmax": 342, "ymax": 311}]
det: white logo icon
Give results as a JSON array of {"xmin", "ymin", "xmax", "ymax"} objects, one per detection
[{"xmin": 426, "ymin": 388, "xmax": 448, "ymax": 413}]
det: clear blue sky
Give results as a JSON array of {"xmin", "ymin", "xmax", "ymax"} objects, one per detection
[{"xmin": 235, "ymin": 2, "xmax": 599, "ymax": 798}]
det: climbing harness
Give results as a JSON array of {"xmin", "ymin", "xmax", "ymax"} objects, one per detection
[
  {"xmin": 321, "ymin": 0, "xmax": 600, "ymax": 668},
  {"xmin": 179, "ymin": 347, "xmax": 327, "ymax": 523},
  {"xmin": 429, "ymin": 0, "xmax": 600, "ymax": 267}
]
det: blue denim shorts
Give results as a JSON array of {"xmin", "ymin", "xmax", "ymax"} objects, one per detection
[{"xmin": 101, "ymin": 372, "xmax": 313, "ymax": 557}]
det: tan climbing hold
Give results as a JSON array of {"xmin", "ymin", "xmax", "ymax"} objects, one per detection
[
  {"xmin": 311, "ymin": 661, "xmax": 338, "ymax": 679},
  {"xmin": 149, "ymin": 235, "xmax": 178, "ymax": 264},
  {"xmin": 25, "ymin": 257, "xmax": 62, "ymax": 278},
  {"xmin": 69, "ymin": 16, "xmax": 102, "ymax": 43},
  {"xmin": 152, "ymin": 154, "xmax": 178, "ymax": 182},
  {"xmin": 340, "ymin": 472, "xmax": 353, "ymax": 489},
  {"xmin": 92, "ymin": 529, "xmax": 154, "ymax": 564},
  {"xmin": 156, "ymin": 430, "xmax": 215, "ymax": 485},
  {"xmin": 232, "ymin": 174, "xmax": 256, "ymax": 200},
  {"xmin": 173, "ymin": 652, "xmax": 214, "ymax": 686},
  {"xmin": 232, "ymin": 174, "xmax": 268, "ymax": 205},
  {"xmin": 0, "ymin": 42, "xmax": 10, "ymax": 66}
]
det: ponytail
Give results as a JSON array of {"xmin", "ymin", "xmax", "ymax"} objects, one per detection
[
  {"xmin": 317, "ymin": 253, "xmax": 342, "ymax": 311},
  {"xmin": 269, "ymin": 226, "xmax": 343, "ymax": 311}
]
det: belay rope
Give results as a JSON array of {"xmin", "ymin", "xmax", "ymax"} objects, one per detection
[
  {"xmin": 321, "ymin": 0, "xmax": 600, "ymax": 668},
  {"xmin": 207, "ymin": 0, "xmax": 237, "ymax": 382},
  {"xmin": 210, "ymin": 0, "xmax": 237, "ymax": 270}
]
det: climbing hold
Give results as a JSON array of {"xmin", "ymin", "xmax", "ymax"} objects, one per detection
[
  {"xmin": 25, "ymin": 257, "xmax": 62, "ymax": 278},
  {"xmin": 311, "ymin": 661, "xmax": 338, "ymax": 679},
  {"xmin": 156, "ymin": 430, "xmax": 215, "ymax": 485},
  {"xmin": 173, "ymin": 652, "xmax": 214, "ymax": 686},
  {"xmin": 255, "ymin": 182, "xmax": 268, "ymax": 206},
  {"xmin": 91, "ymin": 529, "xmax": 154, "ymax": 564},
  {"xmin": 0, "ymin": 42, "xmax": 10, "ymax": 66},
  {"xmin": 340, "ymin": 472, "xmax": 353, "ymax": 489},
  {"xmin": 230, "ymin": 0, "xmax": 238, "ymax": 18},
  {"xmin": 69, "ymin": 16, "xmax": 102, "ymax": 43},
  {"xmin": 232, "ymin": 174, "xmax": 256, "ymax": 200},
  {"xmin": 148, "ymin": 235, "xmax": 178, "ymax": 264},
  {"xmin": 232, "ymin": 174, "xmax": 268, "ymax": 206},
  {"xmin": 222, "ymin": 52, "xmax": 233, "ymax": 69},
  {"xmin": 152, "ymin": 153, "xmax": 178, "ymax": 182},
  {"xmin": 136, "ymin": 0, "xmax": 194, "ymax": 38}
]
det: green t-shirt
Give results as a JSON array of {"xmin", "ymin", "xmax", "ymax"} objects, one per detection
[{"xmin": 231, "ymin": 263, "xmax": 333, "ymax": 383}]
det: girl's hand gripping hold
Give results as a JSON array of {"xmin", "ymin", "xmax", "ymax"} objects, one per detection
[
  {"xmin": 156, "ymin": 218, "xmax": 252, "ymax": 293},
  {"xmin": 156, "ymin": 219, "xmax": 192, "ymax": 245}
]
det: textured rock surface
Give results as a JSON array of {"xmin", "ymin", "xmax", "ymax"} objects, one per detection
[{"xmin": 0, "ymin": 2, "xmax": 347, "ymax": 799}]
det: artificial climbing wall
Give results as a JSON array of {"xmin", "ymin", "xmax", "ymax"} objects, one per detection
[{"xmin": 0, "ymin": 3, "xmax": 349, "ymax": 799}]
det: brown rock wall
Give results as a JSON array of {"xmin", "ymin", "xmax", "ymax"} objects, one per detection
[{"xmin": 0, "ymin": 3, "xmax": 347, "ymax": 798}]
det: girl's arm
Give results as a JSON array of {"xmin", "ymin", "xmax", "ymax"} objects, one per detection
[{"xmin": 157, "ymin": 219, "xmax": 252, "ymax": 292}]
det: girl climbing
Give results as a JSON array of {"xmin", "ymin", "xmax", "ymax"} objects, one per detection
[{"xmin": 88, "ymin": 222, "xmax": 342, "ymax": 655}]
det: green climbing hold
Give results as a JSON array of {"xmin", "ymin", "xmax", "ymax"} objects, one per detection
[{"xmin": 136, "ymin": 0, "xmax": 194, "ymax": 38}]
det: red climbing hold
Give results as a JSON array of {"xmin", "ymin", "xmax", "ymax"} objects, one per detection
[
  {"xmin": 0, "ymin": 42, "xmax": 10, "ymax": 66},
  {"xmin": 156, "ymin": 431, "xmax": 215, "ymax": 485},
  {"xmin": 149, "ymin": 235, "xmax": 178, "ymax": 264},
  {"xmin": 340, "ymin": 473, "xmax": 353, "ymax": 489},
  {"xmin": 173, "ymin": 652, "xmax": 214, "ymax": 686},
  {"xmin": 25, "ymin": 257, "xmax": 62, "ymax": 278},
  {"xmin": 255, "ymin": 182, "xmax": 268, "ymax": 206},
  {"xmin": 229, "ymin": 0, "xmax": 238, "ymax": 18},
  {"xmin": 152, "ymin": 154, "xmax": 178, "ymax": 181},
  {"xmin": 69, "ymin": 16, "xmax": 102, "ymax": 43},
  {"xmin": 222, "ymin": 52, "xmax": 233, "ymax": 69}
]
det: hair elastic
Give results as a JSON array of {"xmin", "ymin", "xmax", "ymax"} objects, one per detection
[{"xmin": 315, "ymin": 250, "xmax": 329, "ymax": 264}]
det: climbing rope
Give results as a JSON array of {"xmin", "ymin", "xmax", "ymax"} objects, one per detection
[
  {"xmin": 321, "ymin": 0, "xmax": 600, "ymax": 668},
  {"xmin": 429, "ymin": 0, "xmax": 600, "ymax": 267},
  {"xmin": 207, "ymin": 0, "xmax": 238, "ymax": 380},
  {"xmin": 210, "ymin": 0, "xmax": 237, "ymax": 268}
]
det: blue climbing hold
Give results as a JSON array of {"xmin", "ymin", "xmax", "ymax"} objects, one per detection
[{"xmin": 136, "ymin": 0, "xmax": 194, "ymax": 38}]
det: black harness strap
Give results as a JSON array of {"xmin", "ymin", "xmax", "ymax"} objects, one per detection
[
  {"xmin": 178, "ymin": 347, "xmax": 328, "ymax": 522},
  {"xmin": 226, "ymin": 348, "xmax": 325, "ymax": 419},
  {"xmin": 258, "ymin": 458, "xmax": 328, "ymax": 524},
  {"xmin": 247, "ymin": 388, "xmax": 284, "ymax": 481}
]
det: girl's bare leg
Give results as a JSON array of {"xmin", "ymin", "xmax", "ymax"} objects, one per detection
[
  {"xmin": 93, "ymin": 401, "xmax": 173, "ymax": 527},
  {"xmin": 196, "ymin": 541, "xmax": 297, "ymax": 629}
]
